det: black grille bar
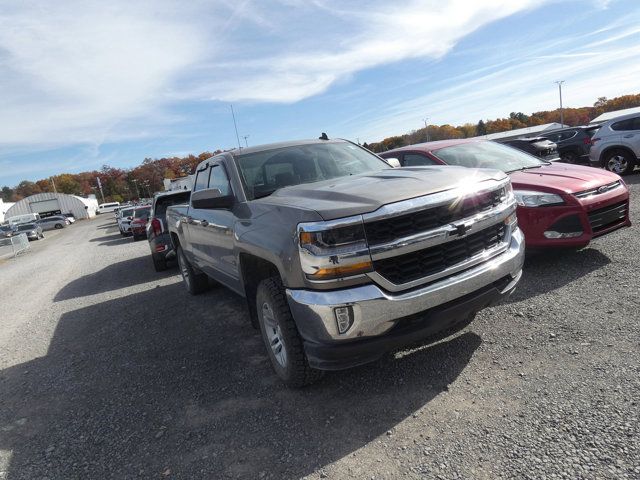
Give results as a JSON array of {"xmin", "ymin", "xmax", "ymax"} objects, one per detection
[
  {"xmin": 588, "ymin": 201, "xmax": 627, "ymax": 232},
  {"xmin": 373, "ymin": 224, "xmax": 506, "ymax": 285},
  {"xmin": 364, "ymin": 189, "xmax": 503, "ymax": 245}
]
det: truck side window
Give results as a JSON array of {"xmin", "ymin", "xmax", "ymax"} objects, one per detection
[
  {"xmin": 209, "ymin": 165, "xmax": 231, "ymax": 196},
  {"xmin": 194, "ymin": 168, "xmax": 210, "ymax": 191}
]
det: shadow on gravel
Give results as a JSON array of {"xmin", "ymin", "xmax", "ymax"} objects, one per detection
[
  {"xmin": 54, "ymin": 255, "xmax": 175, "ymax": 301},
  {"xmin": 0, "ymin": 282, "xmax": 480, "ymax": 479},
  {"xmin": 505, "ymin": 247, "xmax": 610, "ymax": 303},
  {"xmin": 89, "ymin": 232, "xmax": 125, "ymax": 243},
  {"xmin": 620, "ymin": 172, "xmax": 640, "ymax": 184}
]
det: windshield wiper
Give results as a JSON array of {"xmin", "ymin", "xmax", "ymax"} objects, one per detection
[
  {"xmin": 253, "ymin": 188, "xmax": 279, "ymax": 199},
  {"xmin": 506, "ymin": 164, "xmax": 546, "ymax": 173}
]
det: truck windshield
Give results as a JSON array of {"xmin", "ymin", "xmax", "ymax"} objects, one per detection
[
  {"xmin": 235, "ymin": 142, "xmax": 391, "ymax": 200},
  {"xmin": 433, "ymin": 141, "xmax": 547, "ymax": 172}
]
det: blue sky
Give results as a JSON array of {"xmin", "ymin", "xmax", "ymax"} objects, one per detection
[{"xmin": 1, "ymin": 0, "xmax": 639, "ymax": 186}]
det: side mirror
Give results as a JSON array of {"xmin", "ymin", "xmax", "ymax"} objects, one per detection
[
  {"xmin": 192, "ymin": 188, "xmax": 234, "ymax": 209},
  {"xmin": 385, "ymin": 157, "xmax": 401, "ymax": 168}
]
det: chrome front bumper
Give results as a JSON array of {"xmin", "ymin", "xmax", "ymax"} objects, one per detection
[{"xmin": 286, "ymin": 227, "xmax": 525, "ymax": 344}]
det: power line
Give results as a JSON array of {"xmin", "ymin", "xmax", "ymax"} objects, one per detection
[{"xmin": 230, "ymin": 104, "xmax": 242, "ymax": 150}]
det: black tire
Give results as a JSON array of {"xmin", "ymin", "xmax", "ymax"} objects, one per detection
[
  {"xmin": 132, "ymin": 234, "xmax": 141, "ymax": 241},
  {"xmin": 560, "ymin": 151, "xmax": 578, "ymax": 164},
  {"xmin": 152, "ymin": 253, "xmax": 168, "ymax": 272},
  {"xmin": 256, "ymin": 277, "xmax": 324, "ymax": 387},
  {"xmin": 176, "ymin": 245, "xmax": 209, "ymax": 295},
  {"xmin": 603, "ymin": 149, "xmax": 635, "ymax": 175},
  {"xmin": 54, "ymin": 223, "xmax": 63, "ymax": 229}
]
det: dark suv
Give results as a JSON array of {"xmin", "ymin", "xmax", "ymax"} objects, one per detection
[
  {"xmin": 147, "ymin": 190, "xmax": 191, "ymax": 271},
  {"xmin": 501, "ymin": 137, "xmax": 559, "ymax": 161},
  {"xmin": 540, "ymin": 125, "xmax": 600, "ymax": 164}
]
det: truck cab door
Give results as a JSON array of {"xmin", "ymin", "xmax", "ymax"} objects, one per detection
[
  {"xmin": 186, "ymin": 165, "xmax": 213, "ymax": 268},
  {"xmin": 198, "ymin": 163, "xmax": 240, "ymax": 290}
]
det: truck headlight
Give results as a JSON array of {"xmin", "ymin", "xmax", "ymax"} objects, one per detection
[
  {"xmin": 514, "ymin": 190, "xmax": 564, "ymax": 207},
  {"xmin": 298, "ymin": 219, "xmax": 372, "ymax": 281}
]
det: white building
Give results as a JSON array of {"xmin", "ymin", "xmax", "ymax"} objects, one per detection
[
  {"xmin": 478, "ymin": 123, "xmax": 564, "ymax": 142},
  {"xmin": 5, "ymin": 193, "xmax": 98, "ymax": 220},
  {"xmin": 590, "ymin": 106, "xmax": 640, "ymax": 124},
  {"xmin": 163, "ymin": 175, "xmax": 193, "ymax": 192},
  {"xmin": 0, "ymin": 199, "xmax": 16, "ymax": 223}
]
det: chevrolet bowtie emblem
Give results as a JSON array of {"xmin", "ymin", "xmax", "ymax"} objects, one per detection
[{"xmin": 451, "ymin": 222, "xmax": 472, "ymax": 237}]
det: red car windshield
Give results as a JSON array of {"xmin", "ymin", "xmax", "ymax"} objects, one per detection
[
  {"xmin": 433, "ymin": 141, "xmax": 546, "ymax": 173},
  {"xmin": 134, "ymin": 207, "xmax": 151, "ymax": 219}
]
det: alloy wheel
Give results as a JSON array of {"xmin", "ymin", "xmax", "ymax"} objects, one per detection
[
  {"xmin": 607, "ymin": 155, "xmax": 628, "ymax": 174},
  {"xmin": 261, "ymin": 302, "xmax": 287, "ymax": 368}
]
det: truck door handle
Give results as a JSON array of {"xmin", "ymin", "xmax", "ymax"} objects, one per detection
[{"xmin": 623, "ymin": 134, "xmax": 634, "ymax": 138}]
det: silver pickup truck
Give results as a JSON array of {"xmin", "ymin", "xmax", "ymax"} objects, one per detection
[{"xmin": 167, "ymin": 138, "xmax": 525, "ymax": 386}]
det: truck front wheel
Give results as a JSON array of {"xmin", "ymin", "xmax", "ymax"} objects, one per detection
[
  {"xmin": 256, "ymin": 277, "xmax": 324, "ymax": 387},
  {"xmin": 176, "ymin": 245, "xmax": 209, "ymax": 295}
]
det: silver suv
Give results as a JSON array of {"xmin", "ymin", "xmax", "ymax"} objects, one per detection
[{"xmin": 589, "ymin": 113, "xmax": 640, "ymax": 175}]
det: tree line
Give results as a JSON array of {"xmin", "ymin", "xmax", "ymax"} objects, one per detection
[
  {"xmin": 2, "ymin": 93, "xmax": 639, "ymax": 203},
  {"xmin": 363, "ymin": 94, "xmax": 640, "ymax": 152}
]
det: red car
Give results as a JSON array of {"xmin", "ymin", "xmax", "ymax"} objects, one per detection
[
  {"xmin": 380, "ymin": 139, "xmax": 630, "ymax": 248},
  {"xmin": 129, "ymin": 205, "xmax": 152, "ymax": 241}
]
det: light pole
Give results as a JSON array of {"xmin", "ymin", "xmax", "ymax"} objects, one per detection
[
  {"xmin": 423, "ymin": 117, "xmax": 430, "ymax": 141},
  {"xmin": 242, "ymin": 134, "xmax": 250, "ymax": 147},
  {"xmin": 555, "ymin": 80, "xmax": 565, "ymax": 126}
]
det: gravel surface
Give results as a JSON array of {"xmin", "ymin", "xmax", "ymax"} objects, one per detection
[{"xmin": 0, "ymin": 178, "xmax": 639, "ymax": 480}]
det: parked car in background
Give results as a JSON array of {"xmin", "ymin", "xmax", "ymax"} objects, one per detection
[
  {"xmin": 97, "ymin": 202, "xmax": 120, "ymax": 214},
  {"xmin": 167, "ymin": 138, "xmax": 524, "ymax": 386},
  {"xmin": 501, "ymin": 137, "xmax": 559, "ymax": 161},
  {"xmin": 589, "ymin": 112, "xmax": 640, "ymax": 175},
  {"xmin": 14, "ymin": 222, "xmax": 44, "ymax": 240},
  {"xmin": 117, "ymin": 207, "xmax": 136, "ymax": 236},
  {"xmin": 130, "ymin": 206, "xmax": 152, "ymax": 241},
  {"xmin": 381, "ymin": 139, "xmax": 630, "ymax": 248},
  {"xmin": 62, "ymin": 213, "xmax": 76, "ymax": 224},
  {"xmin": 0, "ymin": 225, "xmax": 15, "ymax": 238},
  {"xmin": 6, "ymin": 213, "xmax": 41, "ymax": 226},
  {"xmin": 539, "ymin": 125, "xmax": 600, "ymax": 164},
  {"xmin": 146, "ymin": 190, "xmax": 191, "ymax": 271},
  {"xmin": 37, "ymin": 215, "xmax": 68, "ymax": 231}
]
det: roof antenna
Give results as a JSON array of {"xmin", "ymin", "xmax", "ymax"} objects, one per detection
[{"xmin": 319, "ymin": 132, "xmax": 329, "ymax": 140}]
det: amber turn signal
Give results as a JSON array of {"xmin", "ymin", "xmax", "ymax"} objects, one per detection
[{"xmin": 309, "ymin": 261, "xmax": 373, "ymax": 280}]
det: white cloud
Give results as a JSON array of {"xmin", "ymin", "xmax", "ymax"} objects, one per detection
[{"xmin": 0, "ymin": 0, "xmax": 544, "ymax": 148}]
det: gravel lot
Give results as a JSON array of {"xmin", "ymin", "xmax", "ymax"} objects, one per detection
[{"xmin": 1, "ymin": 178, "xmax": 639, "ymax": 480}]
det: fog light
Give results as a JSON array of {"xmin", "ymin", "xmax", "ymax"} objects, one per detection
[
  {"xmin": 543, "ymin": 231, "xmax": 582, "ymax": 239},
  {"xmin": 334, "ymin": 306, "xmax": 354, "ymax": 334}
]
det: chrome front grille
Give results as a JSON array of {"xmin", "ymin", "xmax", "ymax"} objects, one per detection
[
  {"xmin": 364, "ymin": 188, "xmax": 503, "ymax": 245},
  {"xmin": 574, "ymin": 180, "xmax": 622, "ymax": 199},
  {"xmin": 362, "ymin": 179, "xmax": 516, "ymax": 292},
  {"xmin": 373, "ymin": 223, "xmax": 507, "ymax": 286}
]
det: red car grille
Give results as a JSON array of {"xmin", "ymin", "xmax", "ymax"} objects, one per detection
[{"xmin": 588, "ymin": 201, "xmax": 627, "ymax": 233}]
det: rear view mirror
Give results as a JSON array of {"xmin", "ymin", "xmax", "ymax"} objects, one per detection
[
  {"xmin": 385, "ymin": 157, "xmax": 401, "ymax": 168},
  {"xmin": 192, "ymin": 188, "xmax": 234, "ymax": 209}
]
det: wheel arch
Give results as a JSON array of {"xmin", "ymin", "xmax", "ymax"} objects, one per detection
[
  {"xmin": 599, "ymin": 145, "xmax": 637, "ymax": 165},
  {"xmin": 239, "ymin": 253, "xmax": 281, "ymax": 329}
]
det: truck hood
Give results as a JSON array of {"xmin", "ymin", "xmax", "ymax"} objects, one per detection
[
  {"xmin": 255, "ymin": 166, "xmax": 506, "ymax": 220},
  {"xmin": 509, "ymin": 163, "xmax": 621, "ymax": 194}
]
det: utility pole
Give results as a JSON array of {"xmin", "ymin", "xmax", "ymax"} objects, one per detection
[
  {"xmin": 50, "ymin": 177, "xmax": 57, "ymax": 193},
  {"xmin": 242, "ymin": 134, "xmax": 250, "ymax": 147},
  {"xmin": 230, "ymin": 104, "xmax": 242, "ymax": 150},
  {"xmin": 423, "ymin": 117, "xmax": 430, "ymax": 142},
  {"xmin": 555, "ymin": 81, "xmax": 565, "ymax": 126},
  {"xmin": 96, "ymin": 177, "xmax": 105, "ymax": 203}
]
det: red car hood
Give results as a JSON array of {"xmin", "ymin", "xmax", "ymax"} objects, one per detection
[{"xmin": 509, "ymin": 163, "xmax": 621, "ymax": 194}]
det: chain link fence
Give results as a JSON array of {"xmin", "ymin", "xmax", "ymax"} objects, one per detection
[{"xmin": 0, "ymin": 233, "xmax": 30, "ymax": 259}]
